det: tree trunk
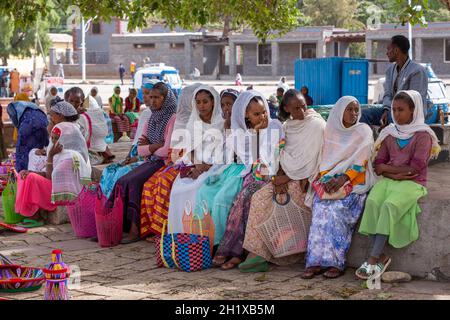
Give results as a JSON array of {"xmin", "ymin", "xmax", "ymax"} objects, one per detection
[
  {"xmin": 222, "ymin": 15, "xmax": 231, "ymax": 38},
  {"xmin": 441, "ymin": 0, "xmax": 450, "ymax": 11}
]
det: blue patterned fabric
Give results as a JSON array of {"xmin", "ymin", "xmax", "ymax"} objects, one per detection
[
  {"xmin": 306, "ymin": 192, "xmax": 367, "ymax": 270},
  {"xmin": 99, "ymin": 161, "xmax": 143, "ymax": 199},
  {"xmin": 15, "ymin": 108, "xmax": 49, "ymax": 172}
]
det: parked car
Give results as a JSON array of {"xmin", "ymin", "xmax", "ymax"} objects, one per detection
[
  {"xmin": 133, "ymin": 63, "xmax": 182, "ymax": 100},
  {"xmin": 372, "ymin": 63, "xmax": 448, "ymax": 124}
]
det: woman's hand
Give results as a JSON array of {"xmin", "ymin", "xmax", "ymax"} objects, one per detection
[
  {"xmin": 195, "ymin": 163, "xmax": 211, "ymax": 174},
  {"xmin": 122, "ymin": 156, "xmax": 138, "ymax": 166},
  {"xmin": 253, "ymin": 117, "xmax": 269, "ymax": 132},
  {"xmin": 48, "ymin": 142, "xmax": 63, "ymax": 157},
  {"xmin": 35, "ymin": 148, "xmax": 46, "ymax": 156},
  {"xmin": 324, "ymin": 175, "xmax": 349, "ymax": 194},
  {"xmin": 19, "ymin": 170, "xmax": 31, "ymax": 180},
  {"xmin": 188, "ymin": 168, "xmax": 202, "ymax": 180},
  {"xmin": 299, "ymin": 178, "xmax": 309, "ymax": 193},
  {"xmin": 386, "ymin": 172, "xmax": 419, "ymax": 181},
  {"xmin": 138, "ymin": 136, "xmax": 150, "ymax": 146},
  {"xmin": 148, "ymin": 143, "xmax": 163, "ymax": 154}
]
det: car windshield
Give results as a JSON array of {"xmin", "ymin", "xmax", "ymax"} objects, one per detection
[{"xmin": 428, "ymin": 82, "xmax": 447, "ymax": 100}]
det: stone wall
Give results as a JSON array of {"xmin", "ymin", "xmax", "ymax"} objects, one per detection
[
  {"xmin": 279, "ymin": 43, "xmax": 300, "ymax": 76},
  {"xmin": 241, "ymin": 44, "xmax": 272, "ymax": 77}
]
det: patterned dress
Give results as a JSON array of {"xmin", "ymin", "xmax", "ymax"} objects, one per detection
[
  {"xmin": 305, "ymin": 192, "xmax": 367, "ymax": 271},
  {"xmin": 215, "ymin": 173, "xmax": 269, "ymax": 258}
]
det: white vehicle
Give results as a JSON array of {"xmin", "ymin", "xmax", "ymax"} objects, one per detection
[{"xmin": 133, "ymin": 63, "xmax": 182, "ymax": 100}]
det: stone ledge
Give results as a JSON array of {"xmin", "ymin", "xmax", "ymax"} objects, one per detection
[{"xmin": 41, "ymin": 206, "xmax": 69, "ymax": 225}]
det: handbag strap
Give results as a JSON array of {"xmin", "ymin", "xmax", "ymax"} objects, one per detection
[
  {"xmin": 272, "ymin": 192, "xmax": 291, "ymax": 206},
  {"xmin": 160, "ymin": 220, "xmax": 181, "ymax": 270}
]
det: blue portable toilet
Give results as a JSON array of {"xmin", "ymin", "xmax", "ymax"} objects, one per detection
[
  {"xmin": 341, "ymin": 59, "xmax": 369, "ymax": 104},
  {"xmin": 295, "ymin": 57, "xmax": 344, "ymax": 105},
  {"xmin": 295, "ymin": 57, "xmax": 369, "ymax": 105}
]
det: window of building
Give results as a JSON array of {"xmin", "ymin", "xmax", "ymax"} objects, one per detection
[
  {"xmin": 91, "ymin": 22, "xmax": 101, "ymax": 34},
  {"xmin": 170, "ymin": 43, "xmax": 185, "ymax": 49},
  {"xmin": 334, "ymin": 42, "xmax": 339, "ymax": 56},
  {"xmin": 257, "ymin": 43, "xmax": 272, "ymax": 66},
  {"xmin": 134, "ymin": 43, "xmax": 155, "ymax": 49},
  {"xmin": 301, "ymin": 43, "xmax": 317, "ymax": 59},
  {"xmin": 444, "ymin": 39, "xmax": 450, "ymax": 63}
]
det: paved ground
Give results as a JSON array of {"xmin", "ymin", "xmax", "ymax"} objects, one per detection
[{"xmin": 1, "ymin": 224, "xmax": 450, "ymax": 300}]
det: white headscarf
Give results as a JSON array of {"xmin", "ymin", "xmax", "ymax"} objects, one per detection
[
  {"xmin": 228, "ymin": 90, "xmax": 284, "ymax": 177},
  {"xmin": 45, "ymin": 86, "xmax": 58, "ymax": 113},
  {"xmin": 84, "ymin": 95, "xmax": 109, "ymax": 152},
  {"xmin": 49, "ymin": 122, "xmax": 92, "ymax": 203},
  {"xmin": 90, "ymin": 86, "xmax": 103, "ymax": 107},
  {"xmin": 376, "ymin": 90, "xmax": 441, "ymax": 159},
  {"xmin": 281, "ymin": 109, "xmax": 326, "ymax": 180},
  {"xmin": 170, "ymin": 83, "xmax": 202, "ymax": 150},
  {"xmin": 319, "ymin": 96, "xmax": 376, "ymax": 194},
  {"xmin": 173, "ymin": 83, "xmax": 202, "ymax": 132},
  {"xmin": 182, "ymin": 85, "xmax": 225, "ymax": 165}
]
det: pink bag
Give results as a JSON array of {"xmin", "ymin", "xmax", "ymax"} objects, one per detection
[
  {"xmin": 95, "ymin": 186, "xmax": 123, "ymax": 247},
  {"xmin": 67, "ymin": 183, "xmax": 98, "ymax": 238}
]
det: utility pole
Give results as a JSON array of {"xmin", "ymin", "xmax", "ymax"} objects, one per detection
[
  {"xmin": 80, "ymin": 16, "xmax": 93, "ymax": 84},
  {"xmin": 408, "ymin": 0, "xmax": 413, "ymax": 60}
]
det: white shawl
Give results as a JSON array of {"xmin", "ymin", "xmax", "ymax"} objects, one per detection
[
  {"xmin": 280, "ymin": 109, "xmax": 326, "ymax": 180},
  {"xmin": 319, "ymin": 96, "xmax": 376, "ymax": 194},
  {"xmin": 375, "ymin": 90, "xmax": 441, "ymax": 159},
  {"xmin": 85, "ymin": 95, "xmax": 109, "ymax": 152}
]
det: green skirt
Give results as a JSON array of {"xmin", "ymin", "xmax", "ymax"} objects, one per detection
[
  {"xmin": 358, "ymin": 178, "xmax": 427, "ymax": 248},
  {"xmin": 125, "ymin": 112, "xmax": 139, "ymax": 124}
]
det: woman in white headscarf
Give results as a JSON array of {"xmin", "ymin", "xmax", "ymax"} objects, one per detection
[
  {"xmin": 356, "ymin": 90, "xmax": 440, "ymax": 280},
  {"xmin": 140, "ymin": 83, "xmax": 202, "ymax": 239},
  {"xmin": 167, "ymin": 85, "xmax": 225, "ymax": 234},
  {"xmin": 191, "ymin": 88, "xmax": 240, "ymax": 246},
  {"xmin": 45, "ymin": 86, "xmax": 59, "ymax": 113},
  {"xmin": 212, "ymin": 90, "xmax": 284, "ymax": 270},
  {"xmin": 15, "ymin": 101, "xmax": 91, "ymax": 219},
  {"xmin": 302, "ymin": 96, "xmax": 375, "ymax": 280},
  {"xmin": 240, "ymin": 89, "xmax": 326, "ymax": 272}
]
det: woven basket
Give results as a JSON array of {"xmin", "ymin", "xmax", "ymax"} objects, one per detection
[
  {"xmin": 0, "ymin": 265, "xmax": 45, "ymax": 293},
  {"xmin": 256, "ymin": 193, "xmax": 311, "ymax": 258},
  {"xmin": 67, "ymin": 183, "xmax": 98, "ymax": 238}
]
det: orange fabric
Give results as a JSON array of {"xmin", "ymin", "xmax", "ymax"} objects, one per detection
[{"xmin": 140, "ymin": 166, "xmax": 179, "ymax": 237}]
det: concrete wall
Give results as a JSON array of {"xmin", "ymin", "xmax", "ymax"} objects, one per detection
[
  {"xmin": 75, "ymin": 21, "xmax": 115, "ymax": 53},
  {"xmin": 279, "ymin": 43, "xmax": 300, "ymax": 76},
  {"xmin": 241, "ymin": 44, "xmax": 272, "ymax": 77},
  {"xmin": 422, "ymin": 38, "xmax": 450, "ymax": 75},
  {"xmin": 109, "ymin": 36, "xmax": 191, "ymax": 75}
]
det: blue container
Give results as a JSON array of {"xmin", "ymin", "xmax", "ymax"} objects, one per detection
[
  {"xmin": 295, "ymin": 57, "xmax": 345, "ymax": 105},
  {"xmin": 295, "ymin": 57, "xmax": 369, "ymax": 105},
  {"xmin": 341, "ymin": 59, "xmax": 369, "ymax": 104}
]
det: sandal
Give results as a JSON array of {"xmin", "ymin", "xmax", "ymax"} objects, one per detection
[
  {"xmin": 16, "ymin": 219, "xmax": 44, "ymax": 229},
  {"xmin": 221, "ymin": 257, "xmax": 242, "ymax": 270},
  {"xmin": 323, "ymin": 267, "xmax": 344, "ymax": 279},
  {"xmin": 301, "ymin": 266, "xmax": 323, "ymax": 279},
  {"xmin": 355, "ymin": 261, "xmax": 372, "ymax": 280},
  {"xmin": 212, "ymin": 256, "xmax": 227, "ymax": 268},
  {"xmin": 238, "ymin": 256, "xmax": 267, "ymax": 271}
]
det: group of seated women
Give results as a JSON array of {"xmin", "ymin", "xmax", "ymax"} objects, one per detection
[{"xmin": 8, "ymin": 81, "xmax": 439, "ymax": 280}]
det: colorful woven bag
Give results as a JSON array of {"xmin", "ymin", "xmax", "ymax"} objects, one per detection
[{"xmin": 157, "ymin": 219, "xmax": 212, "ymax": 272}]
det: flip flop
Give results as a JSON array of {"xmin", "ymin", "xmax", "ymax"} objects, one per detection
[
  {"xmin": 16, "ymin": 219, "xmax": 44, "ymax": 229},
  {"xmin": 0, "ymin": 222, "xmax": 28, "ymax": 233},
  {"xmin": 238, "ymin": 256, "xmax": 267, "ymax": 271}
]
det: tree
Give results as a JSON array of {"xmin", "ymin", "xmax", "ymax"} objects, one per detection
[
  {"xmin": 0, "ymin": 0, "xmax": 303, "ymax": 41},
  {"xmin": 300, "ymin": 0, "xmax": 365, "ymax": 30},
  {"xmin": 0, "ymin": 16, "xmax": 53, "ymax": 66}
]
